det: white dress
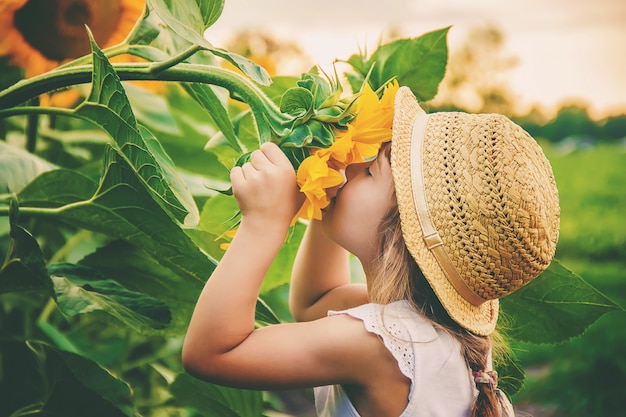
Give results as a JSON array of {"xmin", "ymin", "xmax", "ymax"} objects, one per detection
[{"xmin": 314, "ymin": 300, "xmax": 478, "ymax": 417}]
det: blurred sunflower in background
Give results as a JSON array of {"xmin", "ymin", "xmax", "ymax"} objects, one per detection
[{"xmin": 0, "ymin": 0, "xmax": 145, "ymax": 105}]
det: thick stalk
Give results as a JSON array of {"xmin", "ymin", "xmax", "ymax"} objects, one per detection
[
  {"xmin": 0, "ymin": 63, "xmax": 292, "ymax": 136},
  {"xmin": 25, "ymin": 97, "xmax": 39, "ymax": 153}
]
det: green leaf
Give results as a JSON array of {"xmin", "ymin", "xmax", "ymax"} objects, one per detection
[
  {"xmin": 255, "ymin": 297, "xmax": 281, "ymax": 326},
  {"xmin": 126, "ymin": 44, "xmax": 171, "ymax": 61},
  {"xmin": 0, "ymin": 201, "xmax": 54, "ymax": 296},
  {"xmin": 126, "ymin": 5, "xmax": 160, "ymax": 46},
  {"xmin": 185, "ymin": 193, "xmax": 239, "ymax": 260},
  {"xmin": 307, "ymin": 119, "xmax": 335, "ymax": 147},
  {"xmin": 49, "ymin": 263, "xmax": 172, "ymax": 332},
  {"xmin": 140, "ymin": 125, "xmax": 200, "ymax": 225},
  {"xmin": 0, "ymin": 340, "xmax": 137, "ymax": 417},
  {"xmin": 204, "ymin": 111, "xmax": 261, "ymax": 169},
  {"xmin": 146, "ymin": 0, "xmax": 270, "ymax": 84},
  {"xmin": 358, "ymin": 27, "xmax": 450, "ymax": 101},
  {"xmin": 18, "ymin": 152, "xmax": 215, "ymax": 291},
  {"xmin": 0, "ymin": 141, "xmax": 55, "ymax": 194},
  {"xmin": 134, "ymin": 84, "xmax": 230, "ymax": 177},
  {"xmin": 125, "ymin": 83, "xmax": 180, "ymax": 136},
  {"xmin": 197, "ymin": 193, "xmax": 239, "ymax": 233},
  {"xmin": 500, "ymin": 259, "xmax": 623, "ymax": 344},
  {"xmin": 280, "ymin": 87, "xmax": 314, "ymax": 119},
  {"xmin": 197, "ymin": 0, "xmax": 225, "ymax": 28},
  {"xmin": 281, "ymin": 124, "xmax": 313, "ymax": 148},
  {"xmin": 80, "ymin": 240, "xmax": 203, "ymax": 334},
  {"xmin": 281, "ymin": 146, "xmax": 311, "ymax": 169},
  {"xmin": 297, "ymin": 71, "xmax": 341, "ymax": 109},
  {"xmin": 15, "ymin": 168, "xmax": 98, "ymax": 205},
  {"xmin": 260, "ymin": 75, "xmax": 300, "ymax": 104},
  {"xmin": 209, "ymin": 48, "xmax": 272, "ymax": 86},
  {"xmin": 148, "ymin": 0, "xmax": 224, "ymax": 47},
  {"xmin": 170, "ymin": 373, "xmax": 263, "ymax": 417},
  {"xmin": 76, "ymin": 31, "xmax": 199, "ymax": 226},
  {"xmin": 183, "ymin": 83, "xmax": 242, "ymax": 152}
]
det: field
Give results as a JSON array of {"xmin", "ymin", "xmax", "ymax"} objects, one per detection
[{"xmin": 512, "ymin": 142, "xmax": 626, "ymax": 416}]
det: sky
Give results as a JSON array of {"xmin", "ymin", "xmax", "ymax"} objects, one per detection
[{"xmin": 206, "ymin": 0, "xmax": 626, "ymax": 118}]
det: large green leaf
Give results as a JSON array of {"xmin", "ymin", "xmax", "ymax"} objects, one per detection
[
  {"xmin": 75, "ymin": 32, "xmax": 199, "ymax": 226},
  {"xmin": 147, "ymin": 0, "xmax": 270, "ymax": 85},
  {"xmin": 18, "ymin": 152, "xmax": 216, "ymax": 289},
  {"xmin": 147, "ymin": 0, "xmax": 224, "ymax": 47},
  {"xmin": 79, "ymin": 240, "xmax": 202, "ymax": 334},
  {"xmin": 49, "ymin": 263, "xmax": 172, "ymax": 333},
  {"xmin": 500, "ymin": 259, "xmax": 623, "ymax": 343},
  {"xmin": 0, "ymin": 141, "xmax": 54, "ymax": 194},
  {"xmin": 170, "ymin": 373, "xmax": 263, "ymax": 417},
  {"xmin": 347, "ymin": 28, "xmax": 449, "ymax": 101},
  {"xmin": 183, "ymin": 83, "xmax": 242, "ymax": 152},
  {"xmin": 0, "ymin": 340, "xmax": 137, "ymax": 417},
  {"xmin": 124, "ymin": 83, "xmax": 180, "ymax": 136}
]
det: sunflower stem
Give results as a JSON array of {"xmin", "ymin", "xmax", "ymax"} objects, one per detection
[
  {"xmin": 0, "ymin": 63, "xmax": 292, "ymax": 141},
  {"xmin": 25, "ymin": 97, "xmax": 39, "ymax": 153},
  {"xmin": 0, "ymin": 106, "xmax": 76, "ymax": 120},
  {"xmin": 148, "ymin": 45, "xmax": 203, "ymax": 75}
]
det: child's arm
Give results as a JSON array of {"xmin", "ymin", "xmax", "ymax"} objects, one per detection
[
  {"xmin": 184, "ymin": 142, "xmax": 300, "ymax": 365},
  {"xmin": 182, "ymin": 143, "xmax": 385, "ymax": 389},
  {"xmin": 289, "ymin": 219, "xmax": 368, "ymax": 322}
]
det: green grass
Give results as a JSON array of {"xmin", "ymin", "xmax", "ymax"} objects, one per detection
[{"xmin": 512, "ymin": 142, "xmax": 626, "ymax": 416}]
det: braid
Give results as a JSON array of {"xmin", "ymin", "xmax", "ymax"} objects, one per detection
[{"xmin": 371, "ymin": 204, "xmax": 514, "ymax": 417}]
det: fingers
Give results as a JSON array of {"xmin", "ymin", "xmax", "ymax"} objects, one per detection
[
  {"xmin": 259, "ymin": 142, "xmax": 290, "ymax": 167},
  {"xmin": 231, "ymin": 143, "xmax": 288, "ymax": 187},
  {"xmin": 249, "ymin": 147, "xmax": 271, "ymax": 171}
]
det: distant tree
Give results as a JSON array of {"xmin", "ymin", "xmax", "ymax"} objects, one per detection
[
  {"xmin": 428, "ymin": 25, "xmax": 519, "ymax": 115},
  {"xmin": 513, "ymin": 105, "xmax": 550, "ymax": 140},
  {"xmin": 599, "ymin": 114, "xmax": 626, "ymax": 140},
  {"xmin": 541, "ymin": 103, "xmax": 598, "ymax": 142}
]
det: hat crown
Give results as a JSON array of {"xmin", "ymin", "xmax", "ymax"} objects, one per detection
[
  {"xmin": 390, "ymin": 86, "xmax": 560, "ymax": 335},
  {"xmin": 423, "ymin": 112, "xmax": 560, "ymax": 300}
]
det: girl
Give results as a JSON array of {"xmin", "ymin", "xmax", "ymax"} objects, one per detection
[{"xmin": 182, "ymin": 87, "xmax": 560, "ymax": 417}]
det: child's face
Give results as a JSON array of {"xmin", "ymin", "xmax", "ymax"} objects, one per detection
[{"xmin": 322, "ymin": 148, "xmax": 396, "ymax": 263}]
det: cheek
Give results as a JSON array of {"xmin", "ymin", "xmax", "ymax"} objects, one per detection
[{"xmin": 323, "ymin": 186, "xmax": 387, "ymax": 253}]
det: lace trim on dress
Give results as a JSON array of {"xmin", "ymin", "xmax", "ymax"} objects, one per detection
[{"xmin": 327, "ymin": 301, "xmax": 437, "ymax": 384}]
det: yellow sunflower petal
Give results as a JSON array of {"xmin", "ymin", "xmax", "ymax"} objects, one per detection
[{"xmin": 294, "ymin": 153, "xmax": 345, "ymax": 221}]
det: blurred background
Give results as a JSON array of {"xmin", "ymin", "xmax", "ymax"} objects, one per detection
[
  {"xmin": 207, "ymin": 0, "xmax": 626, "ymax": 415},
  {"xmin": 1, "ymin": 0, "xmax": 624, "ymax": 416}
]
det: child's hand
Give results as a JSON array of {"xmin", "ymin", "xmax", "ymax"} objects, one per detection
[{"xmin": 230, "ymin": 142, "xmax": 304, "ymax": 229}]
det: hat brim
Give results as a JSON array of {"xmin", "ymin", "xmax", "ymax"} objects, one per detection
[{"xmin": 390, "ymin": 87, "xmax": 498, "ymax": 336}]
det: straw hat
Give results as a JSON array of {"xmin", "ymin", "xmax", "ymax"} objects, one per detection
[{"xmin": 390, "ymin": 87, "xmax": 560, "ymax": 335}]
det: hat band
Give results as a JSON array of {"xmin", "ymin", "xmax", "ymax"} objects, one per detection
[{"xmin": 410, "ymin": 114, "xmax": 486, "ymax": 306}]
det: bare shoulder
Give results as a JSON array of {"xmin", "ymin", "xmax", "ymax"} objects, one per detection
[{"xmin": 323, "ymin": 313, "xmax": 411, "ymax": 416}]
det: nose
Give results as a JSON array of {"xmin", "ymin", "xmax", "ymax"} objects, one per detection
[
  {"xmin": 344, "ymin": 163, "xmax": 358, "ymax": 181},
  {"xmin": 345, "ymin": 162, "xmax": 366, "ymax": 181}
]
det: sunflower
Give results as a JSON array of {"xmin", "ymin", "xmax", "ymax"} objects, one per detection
[
  {"xmin": 0, "ymin": 0, "xmax": 145, "ymax": 79},
  {"xmin": 293, "ymin": 81, "xmax": 399, "ymax": 222}
]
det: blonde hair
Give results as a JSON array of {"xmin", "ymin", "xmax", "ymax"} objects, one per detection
[{"xmin": 370, "ymin": 200, "xmax": 514, "ymax": 417}]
